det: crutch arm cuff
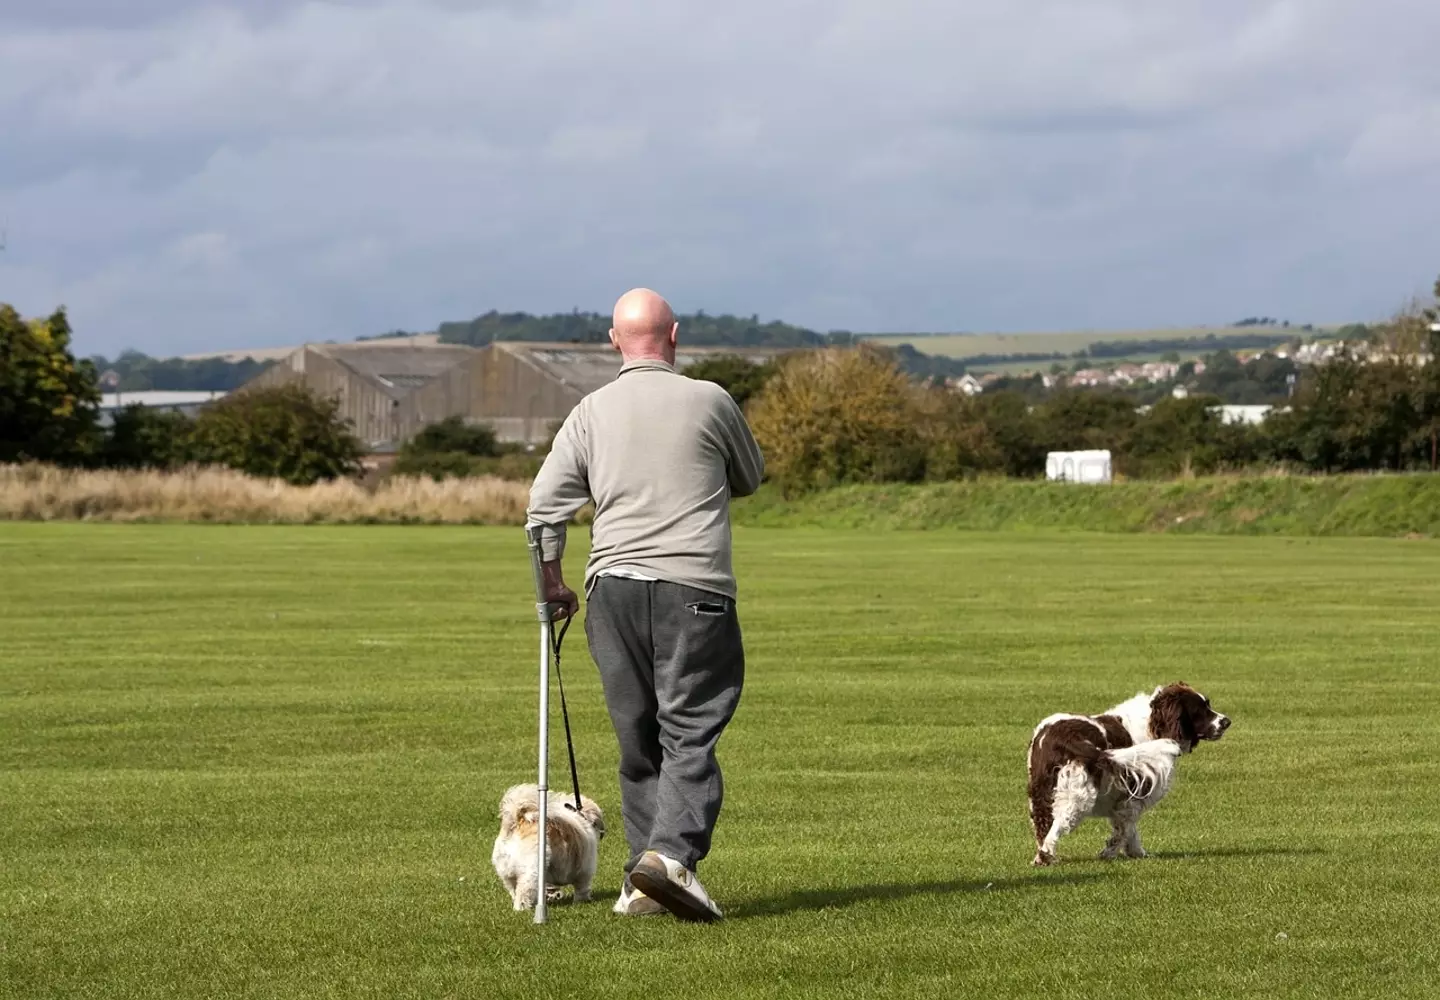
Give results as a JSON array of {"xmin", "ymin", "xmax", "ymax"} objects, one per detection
[{"xmin": 524, "ymin": 521, "xmax": 567, "ymax": 562}]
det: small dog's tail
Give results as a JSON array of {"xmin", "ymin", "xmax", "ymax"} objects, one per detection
[
  {"xmin": 498, "ymin": 784, "xmax": 542, "ymax": 836},
  {"xmin": 1102, "ymin": 739, "xmax": 1182, "ymax": 801}
]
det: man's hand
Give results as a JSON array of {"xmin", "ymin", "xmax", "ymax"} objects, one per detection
[{"xmin": 541, "ymin": 560, "xmax": 580, "ymax": 620}]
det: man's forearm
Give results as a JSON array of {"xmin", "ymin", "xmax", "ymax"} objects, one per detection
[
  {"xmin": 542, "ymin": 559, "xmax": 567, "ymax": 591},
  {"xmin": 539, "ymin": 557, "xmax": 579, "ymax": 618}
]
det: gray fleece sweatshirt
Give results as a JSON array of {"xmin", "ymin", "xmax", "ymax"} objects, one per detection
[{"xmin": 525, "ymin": 358, "xmax": 765, "ymax": 600}]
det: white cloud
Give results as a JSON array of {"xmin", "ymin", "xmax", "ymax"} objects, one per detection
[{"xmin": 1, "ymin": 0, "xmax": 1439, "ymax": 355}]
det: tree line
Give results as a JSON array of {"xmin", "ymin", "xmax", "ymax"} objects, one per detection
[
  {"xmin": 8, "ymin": 278, "xmax": 1439, "ymax": 490},
  {"xmin": 89, "ymin": 350, "xmax": 273, "ymax": 392},
  {"xmin": 1083, "ymin": 331, "xmax": 1293, "ymax": 359},
  {"xmin": 3, "ymin": 305, "xmax": 361, "ymax": 484},
  {"xmin": 434, "ymin": 308, "xmax": 831, "ymax": 349}
]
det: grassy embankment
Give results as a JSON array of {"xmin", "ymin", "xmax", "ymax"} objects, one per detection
[{"xmin": 5, "ymin": 464, "xmax": 1440, "ymax": 538}]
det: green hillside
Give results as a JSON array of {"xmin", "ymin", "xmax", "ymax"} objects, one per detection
[{"xmin": 864, "ymin": 325, "xmax": 1343, "ymax": 366}]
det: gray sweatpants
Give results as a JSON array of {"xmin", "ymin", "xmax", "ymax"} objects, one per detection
[{"xmin": 584, "ymin": 576, "xmax": 746, "ymax": 873}]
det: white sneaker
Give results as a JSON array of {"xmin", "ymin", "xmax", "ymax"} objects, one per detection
[
  {"xmin": 627, "ymin": 851, "xmax": 724, "ymax": 923},
  {"xmin": 612, "ymin": 878, "xmax": 667, "ymax": 916}
]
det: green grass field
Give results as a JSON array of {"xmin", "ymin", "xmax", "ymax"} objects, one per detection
[{"xmin": 3, "ymin": 524, "xmax": 1437, "ymax": 999}]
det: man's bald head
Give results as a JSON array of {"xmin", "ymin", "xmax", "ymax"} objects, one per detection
[{"xmin": 610, "ymin": 288, "xmax": 678, "ymax": 364}]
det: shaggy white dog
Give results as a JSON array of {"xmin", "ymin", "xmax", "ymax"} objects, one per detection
[{"xmin": 491, "ymin": 784, "xmax": 605, "ymax": 910}]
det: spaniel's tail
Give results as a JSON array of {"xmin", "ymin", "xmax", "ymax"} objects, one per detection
[{"xmin": 1103, "ymin": 739, "xmax": 1182, "ymax": 801}]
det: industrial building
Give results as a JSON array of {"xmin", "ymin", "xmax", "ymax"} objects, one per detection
[
  {"xmin": 237, "ymin": 340, "xmax": 792, "ymax": 453},
  {"xmin": 240, "ymin": 341, "xmax": 480, "ymax": 451},
  {"xmin": 96, "ymin": 390, "xmax": 228, "ymax": 427}
]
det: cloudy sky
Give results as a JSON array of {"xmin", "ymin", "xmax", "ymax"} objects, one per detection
[{"xmin": 2, "ymin": 1, "xmax": 1439, "ymax": 357}]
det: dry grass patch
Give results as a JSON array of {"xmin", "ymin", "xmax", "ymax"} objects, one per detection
[{"xmin": 0, "ymin": 464, "xmax": 536, "ymax": 524}]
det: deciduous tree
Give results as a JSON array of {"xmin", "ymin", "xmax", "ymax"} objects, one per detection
[{"xmin": 0, "ymin": 304, "xmax": 101, "ymax": 464}]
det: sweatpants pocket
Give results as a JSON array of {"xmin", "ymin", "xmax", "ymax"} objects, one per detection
[{"xmin": 685, "ymin": 601, "xmax": 730, "ymax": 617}]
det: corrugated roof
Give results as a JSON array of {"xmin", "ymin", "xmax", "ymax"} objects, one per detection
[
  {"xmin": 179, "ymin": 333, "xmax": 442, "ymax": 363},
  {"xmin": 310, "ymin": 343, "xmax": 478, "ymax": 399},
  {"xmin": 99, "ymin": 391, "xmax": 226, "ymax": 409}
]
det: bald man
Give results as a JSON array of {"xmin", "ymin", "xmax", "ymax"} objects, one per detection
[{"xmin": 525, "ymin": 288, "xmax": 765, "ymax": 922}]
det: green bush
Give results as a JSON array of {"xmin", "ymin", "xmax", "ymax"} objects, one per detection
[
  {"xmin": 1123, "ymin": 395, "xmax": 1261, "ymax": 477},
  {"xmin": 1265, "ymin": 356, "xmax": 1430, "ymax": 472},
  {"xmin": 189, "ymin": 384, "xmax": 363, "ymax": 485},
  {"xmin": 391, "ymin": 449, "xmax": 481, "ymax": 481},
  {"xmin": 1035, "ymin": 389, "xmax": 1139, "ymax": 454},
  {"xmin": 403, "ymin": 416, "xmax": 500, "ymax": 458},
  {"xmin": 747, "ymin": 348, "xmax": 927, "ymax": 492},
  {"xmin": 102, "ymin": 405, "xmax": 196, "ymax": 470},
  {"xmin": 683, "ymin": 355, "xmax": 779, "ymax": 407},
  {"xmin": 392, "ymin": 416, "xmax": 542, "ymax": 481},
  {"xmin": 748, "ymin": 347, "xmax": 1006, "ymax": 493},
  {"xmin": 975, "ymin": 391, "xmax": 1047, "ymax": 477}
]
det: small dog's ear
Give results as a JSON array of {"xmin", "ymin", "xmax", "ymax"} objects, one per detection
[{"xmin": 581, "ymin": 800, "xmax": 605, "ymax": 835}]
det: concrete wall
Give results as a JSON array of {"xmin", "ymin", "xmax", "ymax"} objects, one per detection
[
  {"xmin": 405, "ymin": 346, "xmax": 585, "ymax": 445},
  {"xmin": 245, "ymin": 348, "xmax": 401, "ymax": 447}
]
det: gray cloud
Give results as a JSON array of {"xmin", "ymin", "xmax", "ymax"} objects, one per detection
[
  {"xmin": 2, "ymin": 0, "xmax": 1439, "ymax": 356},
  {"xmin": 0, "ymin": 0, "xmax": 525, "ymax": 29}
]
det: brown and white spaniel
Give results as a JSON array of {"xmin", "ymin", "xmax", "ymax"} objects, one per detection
[{"xmin": 1027, "ymin": 682, "xmax": 1230, "ymax": 866}]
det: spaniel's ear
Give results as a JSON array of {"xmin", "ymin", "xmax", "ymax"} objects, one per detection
[{"xmin": 1149, "ymin": 687, "xmax": 1187, "ymax": 744}]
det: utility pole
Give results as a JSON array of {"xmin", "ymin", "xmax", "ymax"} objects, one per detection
[{"xmin": 1430, "ymin": 324, "xmax": 1439, "ymax": 472}]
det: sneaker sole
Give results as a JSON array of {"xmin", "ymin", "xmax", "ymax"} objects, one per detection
[{"xmin": 628, "ymin": 859, "xmax": 722, "ymax": 923}]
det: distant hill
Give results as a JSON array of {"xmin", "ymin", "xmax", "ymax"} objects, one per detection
[
  {"xmin": 863, "ymin": 325, "xmax": 1346, "ymax": 372},
  {"xmin": 90, "ymin": 350, "xmax": 275, "ymax": 393},
  {"xmin": 436, "ymin": 310, "xmax": 826, "ymax": 348},
  {"xmin": 106, "ymin": 318, "xmax": 1358, "ymax": 393}
]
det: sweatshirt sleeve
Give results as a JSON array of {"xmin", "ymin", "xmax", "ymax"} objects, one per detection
[
  {"xmin": 525, "ymin": 406, "xmax": 591, "ymax": 561},
  {"xmin": 718, "ymin": 393, "xmax": 765, "ymax": 498}
]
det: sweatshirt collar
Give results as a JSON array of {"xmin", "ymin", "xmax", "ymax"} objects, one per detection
[{"xmin": 618, "ymin": 358, "xmax": 677, "ymax": 376}]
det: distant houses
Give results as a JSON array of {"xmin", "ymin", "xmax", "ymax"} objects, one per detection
[
  {"xmin": 952, "ymin": 374, "xmax": 984, "ymax": 396},
  {"xmin": 937, "ymin": 333, "xmax": 1440, "ymax": 400},
  {"xmin": 947, "ymin": 358, "xmax": 1205, "ymax": 394}
]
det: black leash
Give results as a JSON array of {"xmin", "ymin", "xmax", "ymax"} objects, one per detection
[{"xmin": 550, "ymin": 612, "xmax": 583, "ymax": 814}]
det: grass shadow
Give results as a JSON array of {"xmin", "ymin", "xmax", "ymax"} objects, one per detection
[
  {"xmin": 734, "ymin": 871, "xmax": 1113, "ymax": 920},
  {"xmin": 1143, "ymin": 845, "xmax": 1324, "ymax": 861},
  {"xmin": 544, "ymin": 888, "xmax": 621, "ymax": 907}
]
